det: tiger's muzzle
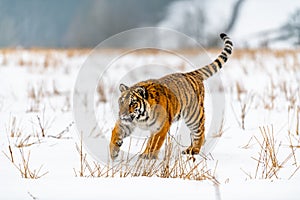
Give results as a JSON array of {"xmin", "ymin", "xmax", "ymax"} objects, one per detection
[{"xmin": 120, "ymin": 114, "xmax": 135, "ymax": 123}]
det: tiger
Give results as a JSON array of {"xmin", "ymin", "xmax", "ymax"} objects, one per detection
[{"xmin": 110, "ymin": 33, "xmax": 233, "ymax": 159}]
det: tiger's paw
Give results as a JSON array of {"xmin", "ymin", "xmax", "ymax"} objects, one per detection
[
  {"xmin": 182, "ymin": 146, "xmax": 200, "ymax": 155},
  {"xmin": 139, "ymin": 152, "xmax": 158, "ymax": 160}
]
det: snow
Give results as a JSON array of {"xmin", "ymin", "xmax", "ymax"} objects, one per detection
[
  {"xmin": 2, "ymin": 177, "xmax": 299, "ymax": 200},
  {"xmin": 0, "ymin": 48, "xmax": 300, "ymax": 199}
]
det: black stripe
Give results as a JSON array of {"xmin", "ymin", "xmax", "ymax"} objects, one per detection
[
  {"xmin": 165, "ymin": 99, "xmax": 170, "ymax": 123},
  {"xmin": 189, "ymin": 111, "xmax": 204, "ymax": 132},
  {"xmin": 193, "ymin": 130, "xmax": 204, "ymax": 138},
  {"xmin": 225, "ymin": 45, "xmax": 232, "ymax": 51},
  {"xmin": 140, "ymin": 100, "xmax": 145, "ymax": 116},
  {"xmin": 199, "ymin": 110, "xmax": 204, "ymax": 123},
  {"xmin": 221, "ymin": 52, "xmax": 227, "ymax": 57},
  {"xmin": 203, "ymin": 67, "xmax": 213, "ymax": 76},
  {"xmin": 172, "ymin": 79, "xmax": 184, "ymax": 106},
  {"xmin": 224, "ymin": 47, "xmax": 232, "ymax": 54},
  {"xmin": 148, "ymin": 115, "xmax": 157, "ymax": 126},
  {"xmin": 148, "ymin": 120, "xmax": 156, "ymax": 127},
  {"xmin": 184, "ymin": 95, "xmax": 198, "ymax": 120},
  {"xmin": 215, "ymin": 59, "xmax": 222, "ymax": 69},
  {"xmin": 148, "ymin": 110, "xmax": 159, "ymax": 127},
  {"xmin": 199, "ymin": 69, "xmax": 210, "ymax": 78},
  {"xmin": 181, "ymin": 78, "xmax": 191, "ymax": 103},
  {"xmin": 186, "ymin": 112, "xmax": 200, "ymax": 128},
  {"xmin": 120, "ymin": 124, "xmax": 130, "ymax": 135},
  {"xmin": 220, "ymin": 33, "xmax": 227, "ymax": 39},
  {"xmin": 190, "ymin": 116, "xmax": 202, "ymax": 131},
  {"xmin": 187, "ymin": 71, "xmax": 199, "ymax": 76},
  {"xmin": 186, "ymin": 105, "xmax": 201, "ymax": 127},
  {"xmin": 185, "ymin": 104, "xmax": 200, "ymax": 126},
  {"xmin": 220, "ymin": 55, "xmax": 228, "ymax": 62},
  {"xmin": 211, "ymin": 63, "xmax": 218, "ymax": 73},
  {"xmin": 189, "ymin": 97, "xmax": 199, "ymax": 113},
  {"xmin": 225, "ymin": 40, "xmax": 233, "ymax": 46},
  {"xmin": 136, "ymin": 101, "xmax": 144, "ymax": 120},
  {"xmin": 186, "ymin": 75, "xmax": 198, "ymax": 94},
  {"xmin": 193, "ymin": 128, "xmax": 202, "ymax": 136}
]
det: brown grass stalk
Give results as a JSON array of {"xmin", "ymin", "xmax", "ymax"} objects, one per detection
[
  {"xmin": 243, "ymin": 125, "xmax": 300, "ymax": 180},
  {"xmin": 3, "ymin": 146, "xmax": 48, "ymax": 179},
  {"xmin": 74, "ymin": 136, "xmax": 218, "ymax": 183},
  {"xmin": 232, "ymin": 93, "xmax": 254, "ymax": 130},
  {"xmin": 6, "ymin": 116, "xmax": 23, "ymax": 137}
]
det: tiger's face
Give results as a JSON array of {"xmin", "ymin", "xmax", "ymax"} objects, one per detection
[{"xmin": 118, "ymin": 83, "xmax": 150, "ymax": 124}]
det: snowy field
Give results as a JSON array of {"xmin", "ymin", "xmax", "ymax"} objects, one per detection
[{"xmin": 0, "ymin": 48, "xmax": 300, "ymax": 199}]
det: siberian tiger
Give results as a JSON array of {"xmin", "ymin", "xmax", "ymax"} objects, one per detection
[{"xmin": 110, "ymin": 33, "xmax": 233, "ymax": 159}]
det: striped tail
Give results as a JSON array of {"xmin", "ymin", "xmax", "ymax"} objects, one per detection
[{"xmin": 189, "ymin": 33, "xmax": 233, "ymax": 80}]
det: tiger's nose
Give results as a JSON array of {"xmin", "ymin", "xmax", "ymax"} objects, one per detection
[{"xmin": 111, "ymin": 150, "xmax": 119, "ymax": 159}]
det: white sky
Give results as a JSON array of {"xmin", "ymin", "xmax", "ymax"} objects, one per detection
[{"xmin": 232, "ymin": 0, "xmax": 300, "ymax": 39}]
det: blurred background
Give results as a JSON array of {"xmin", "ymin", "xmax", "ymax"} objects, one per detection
[{"xmin": 0, "ymin": 0, "xmax": 300, "ymax": 48}]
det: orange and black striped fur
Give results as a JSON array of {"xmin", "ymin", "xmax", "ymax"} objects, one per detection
[{"xmin": 110, "ymin": 33, "xmax": 233, "ymax": 159}]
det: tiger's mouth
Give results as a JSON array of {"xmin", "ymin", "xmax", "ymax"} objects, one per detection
[
  {"xmin": 119, "ymin": 111, "xmax": 149, "ymax": 123},
  {"xmin": 120, "ymin": 114, "xmax": 135, "ymax": 123}
]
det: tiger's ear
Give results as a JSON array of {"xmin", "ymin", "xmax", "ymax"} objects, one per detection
[
  {"xmin": 119, "ymin": 83, "xmax": 129, "ymax": 92},
  {"xmin": 135, "ymin": 86, "xmax": 147, "ymax": 99}
]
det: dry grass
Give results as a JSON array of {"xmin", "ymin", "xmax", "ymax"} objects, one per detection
[
  {"xmin": 281, "ymin": 81, "xmax": 298, "ymax": 109},
  {"xmin": 227, "ymin": 49, "xmax": 300, "ymax": 60},
  {"xmin": 262, "ymin": 80, "xmax": 277, "ymax": 110},
  {"xmin": 240, "ymin": 136, "xmax": 255, "ymax": 149},
  {"xmin": 32, "ymin": 109, "xmax": 54, "ymax": 138},
  {"xmin": 1, "ymin": 48, "xmax": 299, "ymax": 70},
  {"xmin": 242, "ymin": 125, "xmax": 299, "ymax": 180},
  {"xmin": 6, "ymin": 115, "xmax": 23, "ymax": 138},
  {"xmin": 212, "ymin": 113, "xmax": 226, "ymax": 138},
  {"xmin": 74, "ymin": 136, "xmax": 219, "ymax": 184},
  {"xmin": 0, "ymin": 48, "xmax": 89, "ymax": 68},
  {"xmin": 27, "ymin": 80, "xmax": 70, "ymax": 113},
  {"xmin": 2, "ymin": 48, "xmax": 300, "ymax": 184},
  {"xmin": 297, "ymin": 106, "xmax": 300, "ymax": 136},
  {"xmin": 5, "ymin": 116, "xmax": 39, "ymax": 148},
  {"xmin": 15, "ymin": 134, "xmax": 40, "ymax": 148},
  {"xmin": 96, "ymin": 83, "xmax": 107, "ymax": 103},
  {"xmin": 27, "ymin": 83, "xmax": 44, "ymax": 113},
  {"xmin": 232, "ymin": 93, "xmax": 254, "ymax": 130},
  {"xmin": 253, "ymin": 126, "xmax": 281, "ymax": 179},
  {"xmin": 286, "ymin": 106, "xmax": 300, "ymax": 179},
  {"xmin": 61, "ymin": 95, "xmax": 71, "ymax": 112},
  {"xmin": 3, "ymin": 143, "xmax": 48, "ymax": 179},
  {"xmin": 48, "ymin": 121, "xmax": 74, "ymax": 139}
]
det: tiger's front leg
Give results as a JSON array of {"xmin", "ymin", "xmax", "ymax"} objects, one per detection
[
  {"xmin": 110, "ymin": 120, "xmax": 134, "ymax": 159},
  {"xmin": 139, "ymin": 121, "xmax": 170, "ymax": 159}
]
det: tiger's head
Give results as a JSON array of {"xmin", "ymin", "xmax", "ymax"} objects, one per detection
[{"xmin": 118, "ymin": 83, "xmax": 150, "ymax": 124}]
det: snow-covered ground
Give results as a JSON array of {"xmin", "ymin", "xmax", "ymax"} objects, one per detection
[{"xmin": 0, "ymin": 48, "xmax": 300, "ymax": 199}]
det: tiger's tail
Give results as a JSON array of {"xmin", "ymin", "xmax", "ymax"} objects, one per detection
[{"xmin": 188, "ymin": 33, "xmax": 233, "ymax": 80}]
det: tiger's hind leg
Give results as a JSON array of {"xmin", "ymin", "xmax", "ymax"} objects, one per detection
[{"xmin": 182, "ymin": 105, "xmax": 205, "ymax": 155}]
